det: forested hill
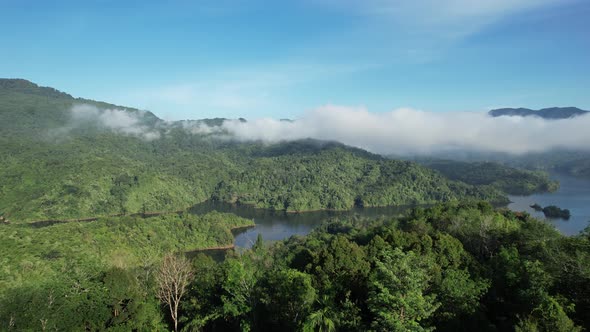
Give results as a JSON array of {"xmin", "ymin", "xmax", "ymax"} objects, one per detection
[
  {"xmin": 0, "ymin": 79, "xmax": 507, "ymax": 222},
  {"xmin": 419, "ymin": 160, "xmax": 559, "ymax": 195},
  {"xmin": 0, "ymin": 79, "xmax": 160, "ymax": 136},
  {"xmin": 489, "ymin": 107, "xmax": 589, "ymax": 119},
  {"xmin": 2, "ymin": 202, "xmax": 588, "ymax": 331}
]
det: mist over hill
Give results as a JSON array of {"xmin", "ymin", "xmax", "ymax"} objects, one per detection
[
  {"xmin": 1, "ymin": 79, "xmax": 517, "ymax": 221},
  {"xmin": 5, "ymin": 79, "xmax": 590, "ymax": 156}
]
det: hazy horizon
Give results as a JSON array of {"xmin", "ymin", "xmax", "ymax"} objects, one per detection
[{"xmin": 47, "ymin": 102, "xmax": 590, "ymax": 156}]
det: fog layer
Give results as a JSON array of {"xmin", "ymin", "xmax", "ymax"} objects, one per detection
[
  {"xmin": 221, "ymin": 105, "xmax": 590, "ymax": 155},
  {"xmin": 66, "ymin": 104, "xmax": 160, "ymax": 140}
]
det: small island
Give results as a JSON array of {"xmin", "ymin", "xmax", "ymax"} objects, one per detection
[
  {"xmin": 542, "ymin": 205, "xmax": 571, "ymax": 219},
  {"xmin": 530, "ymin": 203, "xmax": 571, "ymax": 219}
]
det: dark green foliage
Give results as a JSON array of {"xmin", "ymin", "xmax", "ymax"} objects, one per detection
[
  {"xmin": 0, "ymin": 273, "xmax": 164, "ymax": 331},
  {"xmin": 178, "ymin": 202, "xmax": 587, "ymax": 331},
  {"xmin": 515, "ymin": 294, "xmax": 582, "ymax": 332},
  {"xmin": 212, "ymin": 151, "xmax": 507, "ymax": 212},
  {"xmin": 258, "ymin": 268, "xmax": 317, "ymax": 330},
  {"xmin": 2, "ymin": 202, "xmax": 588, "ymax": 331},
  {"xmin": 541, "ymin": 205, "xmax": 571, "ymax": 219},
  {"xmin": 421, "ymin": 160, "xmax": 559, "ymax": 195},
  {"xmin": 0, "ymin": 211, "xmax": 252, "ymax": 331},
  {"xmin": 367, "ymin": 248, "xmax": 439, "ymax": 331}
]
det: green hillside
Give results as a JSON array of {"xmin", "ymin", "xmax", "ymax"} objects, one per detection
[
  {"xmin": 1, "ymin": 202, "xmax": 587, "ymax": 331},
  {"xmin": 0, "ymin": 211, "xmax": 253, "ymax": 290},
  {"xmin": 419, "ymin": 160, "xmax": 559, "ymax": 195},
  {"xmin": 212, "ymin": 148, "xmax": 505, "ymax": 211},
  {"xmin": 0, "ymin": 79, "xmax": 507, "ymax": 222},
  {"xmin": 557, "ymin": 158, "xmax": 590, "ymax": 179}
]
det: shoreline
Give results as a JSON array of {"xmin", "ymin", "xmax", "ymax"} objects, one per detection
[
  {"xmin": 20, "ymin": 197, "xmax": 510, "ymax": 226},
  {"xmin": 230, "ymin": 224, "xmax": 256, "ymax": 231},
  {"xmin": 189, "ymin": 243, "xmax": 236, "ymax": 252},
  {"xmin": 218, "ymin": 198, "xmax": 509, "ymax": 214},
  {"xmin": 185, "ymin": 225, "xmax": 256, "ymax": 254}
]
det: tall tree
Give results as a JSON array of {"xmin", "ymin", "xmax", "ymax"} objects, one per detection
[
  {"xmin": 368, "ymin": 248, "xmax": 439, "ymax": 332},
  {"xmin": 156, "ymin": 254, "xmax": 194, "ymax": 332},
  {"xmin": 221, "ymin": 256, "xmax": 259, "ymax": 331}
]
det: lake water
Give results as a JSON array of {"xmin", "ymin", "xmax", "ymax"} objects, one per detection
[
  {"xmin": 189, "ymin": 202, "xmax": 411, "ymax": 249},
  {"xmin": 508, "ymin": 172, "xmax": 590, "ymax": 236},
  {"xmin": 189, "ymin": 172, "xmax": 590, "ymax": 250}
]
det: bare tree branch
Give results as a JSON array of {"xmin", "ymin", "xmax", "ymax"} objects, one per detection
[{"xmin": 156, "ymin": 254, "xmax": 194, "ymax": 332}]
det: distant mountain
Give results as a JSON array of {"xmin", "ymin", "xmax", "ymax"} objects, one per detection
[
  {"xmin": 0, "ymin": 78, "xmax": 507, "ymax": 222},
  {"xmin": 0, "ymin": 79, "xmax": 237, "ymax": 134},
  {"xmin": 0, "ymin": 78, "xmax": 161, "ymax": 136},
  {"xmin": 0, "ymin": 78, "xmax": 73, "ymax": 99},
  {"xmin": 489, "ymin": 107, "xmax": 589, "ymax": 119}
]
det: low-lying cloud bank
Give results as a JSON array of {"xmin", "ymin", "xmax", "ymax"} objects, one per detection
[
  {"xmin": 220, "ymin": 105, "xmax": 590, "ymax": 155},
  {"xmin": 62, "ymin": 104, "xmax": 161, "ymax": 140},
  {"xmin": 59, "ymin": 104, "xmax": 590, "ymax": 156}
]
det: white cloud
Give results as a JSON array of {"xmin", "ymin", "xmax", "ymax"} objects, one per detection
[
  {"xmin": 66, "ymin": 104, "xmax": 160, "ymax": 140},
  {"xmin": 220, "ymin": 105, "xmax": 590, "ymax": 155},
  {"xmin": 180, "ymin": 120, "xmax": 226, "ymax": 135},
  {"xmin": 54, "ymin": 103, "xmax": 590, "ymax": 156}
]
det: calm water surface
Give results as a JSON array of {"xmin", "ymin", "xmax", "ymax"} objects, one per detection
[
  {"xmin": 508, "ymin": 172, "xmax": 590, "ymax": 236},
  {"xmin": 190, "ymin": 202, "xmax": 411, "ymax": 248},
  {"xmin": 189, "ymin": 172, "xmax": 589, "ymax": 250}
]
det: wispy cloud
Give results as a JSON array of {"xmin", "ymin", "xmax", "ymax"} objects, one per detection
[
  {"xmin": 220, "ymin": 105, "xmax": 590, "ymax": 155},
  {"xmin": 55, "ymin": 103, "xmax": 590, "ymax": 156},
  {"xmin": 305, "ymin": 0, "xmax": 579, "ymax": 67},
  {"xmin": 318, "ymin": 0, "xmax": 573, "ymax": 40},
  {"xmin": 55, "ymin": 104, "xmax": 161, "ymax": 140}
]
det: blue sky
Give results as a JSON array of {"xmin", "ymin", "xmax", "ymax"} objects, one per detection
[{"xmin": 1, "ymin": 0, "xmax": 589, "ymax": 120}]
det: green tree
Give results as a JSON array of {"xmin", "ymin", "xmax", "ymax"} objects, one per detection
[
  {"xmin": 515, "ymin": 295, "xmax": 581, "ymax": 332},
  {"xmin": 259, "ymin": 268, "xmax": 317, "ymax": 330},
  {"xmin": 302, "ymin": 295, "xmax": 337, "ymax": 332},
  {"xmin": 437, "ymin": 268, "xmax": 489, "ymax": 319},
  {"xmin": 221, "ymin": 256, "xmax": 258, "ymax": 331},
  {"xmin": 368, "ymin": 248, "xmax": 439, "ymax": 332}
]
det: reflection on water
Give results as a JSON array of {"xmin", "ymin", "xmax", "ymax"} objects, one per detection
[
  {"xmin": 189, "ymin": 171, "xmax": 590, "ymax": 251},
  {"xmin": 190, "ymin": 201, "xmax": 411, "ymax": 248},
  {"xmin": 508, "ymin": 172, "xmax": 590, "ymax": 236}
]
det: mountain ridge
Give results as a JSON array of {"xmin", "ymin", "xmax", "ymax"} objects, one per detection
[
  {"xmin": 0, "ymin": 78, "xmax": 510, "ymax": 221},
  {"xmin": 489, "ymin": 107, "xmax": 589, "ymax": 119}
]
